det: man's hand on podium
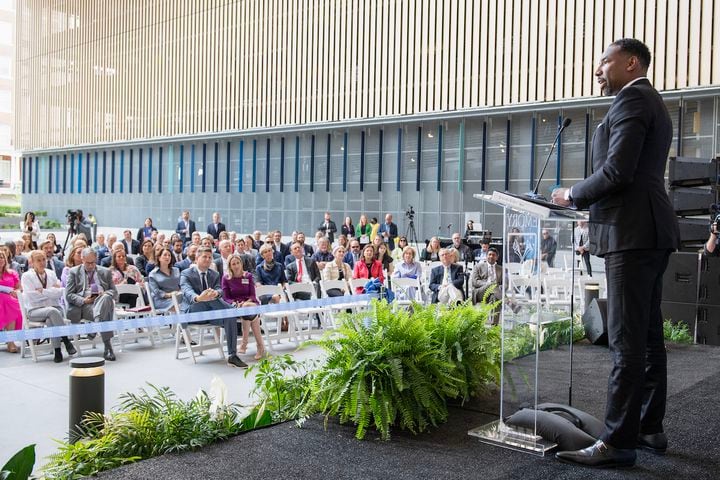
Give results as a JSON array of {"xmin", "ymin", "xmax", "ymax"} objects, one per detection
[{"xmin": 551, "ymin": 187, "xmax": 573, "ymax": 207}]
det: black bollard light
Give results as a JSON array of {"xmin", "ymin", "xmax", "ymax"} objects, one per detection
[
  {"xmin": 69, "ymin": 357, "xmax": 105, "ymax": 443},
  {"xmin": 583, "ymin": 283, "xmax": 600, "ymax": 312}
]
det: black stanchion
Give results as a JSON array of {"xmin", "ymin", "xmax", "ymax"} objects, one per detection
[{"xmin": 69, "ymin": 357, "xmax": 105, "ymax": 443}]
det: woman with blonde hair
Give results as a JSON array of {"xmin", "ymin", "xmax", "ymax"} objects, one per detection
[
  {"xmin": 61, "ymin": 245, "xmax": 84, "ymax": 286},
  {"xmin": 222, "ymin": 254, "xmax": 266, "ymax": 360},
  {"xmin": 420, "ymin": 237, "xmax": 442, "ymax": 262}
]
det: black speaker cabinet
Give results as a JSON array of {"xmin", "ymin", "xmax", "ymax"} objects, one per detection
[
  {"xmin": 582, "ymin": 298, "xmax": 608, "ymax": 346},
  {"xmin": 661, "ymin": 301, "xmax": 697, "ymax": 333},
  {"xmin": 662, "ymin": 252, "xmax": 699, "ymax": 304},
  {"xmin": 668, "ymin": 156, "xmax": 720, "ymax": 187},
  {"xmin": 696, "ymin": 305, "xmax": 720, "ymax": 345},
  {"xmin": 678, "ymin": 217, "xmax": 712, "ymax": 245},
  {"xmin": 698, "ymin": 255, "xmax": 720, "ymax": 306},
  {"xmin": 669, "ymin": 187, "xmax": 717, "ymax": 216}
]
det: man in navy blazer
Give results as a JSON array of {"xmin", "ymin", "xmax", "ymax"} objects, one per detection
[
  {"xmin": 41, "ymin": 240, "xmax": 65, "ymax": 278},
  {"xmin": 179, "ymin": 247, "xmax": 245, "ymax": 368},
  {"xmin": 552, "ymin": 39, "xmax": 680, "ymax": 468},
  {"xmin": 377, "ymin": 214, "xmax": 398, "ymax": 251},
  {"xmin": 176, "ymin": 210, "xmax": 197, "ymax": 245},
  {"xmin": 206, "ymin": 212, "xmax": 227, "ymax": 240},
  {"xmin": 428, "ymin": 249, "xmax": 464, "ymax": 304}
]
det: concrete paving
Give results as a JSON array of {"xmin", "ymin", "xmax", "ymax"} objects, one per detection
[{"xmin": 0, "ymin": 332, "xmax": 324, "ymax": 467}]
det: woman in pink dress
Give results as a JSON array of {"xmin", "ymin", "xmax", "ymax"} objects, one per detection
[{"xmin": 0, "ymin": 250, "xmax": 22, "ymax": 353}]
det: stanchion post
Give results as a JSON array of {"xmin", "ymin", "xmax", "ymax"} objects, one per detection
[
  {"xmin": 583, "ymin": 283, "xmax": 600, "ymax": 312},
  {"xmin": 69, "ymin": 357, "xmax": 105, "ymax": 444}
]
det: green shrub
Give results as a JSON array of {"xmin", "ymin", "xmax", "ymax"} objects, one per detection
[
  {"xmin": 663, "ymin": 319, "xmax": 693, "ymax": 344},
  {"xmin": 42, "ymin": 219, "xmax": 63, "ymax": 229},
  {"xmin": 34, "ymin": 210, "xmax": 48, "ymax": 217},
  {"xmin": 303, "ymin": 300, "xmax": 499, "ymax": 440},
  {"xmin": 1, "ymin": 444, "xmax": 35, "ymax": 480},
  {"xmin": 41, "ymin": 384, "xmax": 244, "ymax": 479},
  {"xmin": 0, "ymin": 205, "xmax": 20, "ymax": 215}
]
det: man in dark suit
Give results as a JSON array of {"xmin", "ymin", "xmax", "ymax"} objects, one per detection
[
  {"xmin": 121, "ymin": 230, "xmax": 140, "ymax": 255},
  {"xmin": 41, "ymin": 240, "xmax": 65, "ymax": 277},
  {"xmin": 213, "ymin": 240, "xmax": 234, "ymax": 276},
  {"xmin": 317, "ymin": 212, "xmax": 337, "ymax": 244},
  {"xmin": 272, "ymin": 230, "xmax": 289, "ymax": 260},
  {"xmin": 377, "ymin": 214, "xmax": 399, "ymax": 251},
  {"xmin": 206, "ymin": 212, "xmax": 226, "ymax": 240},
  {"xmin": 285, "ymin": 242, "xmax": 321, "ymax": 297},
  {"xmin": 175, "ymin": 244, "xmax": 198, "ymax": 272},
  {"xmin": 179, "ymin": 247, "xmax": 245, "ymax": 368},
  {"xmin": 176, "ymin": 210, "xmax": 197, "ymax": 246},
  {"xmin": 428, "ymin": 248, "xmax": 464, "ymax": 304},
  {"xmin": 552, "ymin": 39, "xmax": 680, "ymax": 468}
]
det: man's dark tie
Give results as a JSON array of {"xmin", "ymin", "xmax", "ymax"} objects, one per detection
[
  {"xmin": 47, "ymin": 260, "xmax": 52, "ymax": 269},
  {"xmin": 201, "ymin": 272, "xmax": 208, "ymax": 291}
]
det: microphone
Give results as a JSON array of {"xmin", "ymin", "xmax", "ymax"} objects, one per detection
[
  {"xmin": 529, "ymin": 118, "xmax": 572, "ymax": 199},
  {"xmin": 447, "ymin": 224, "xmax": 453, "ymax": 229}
]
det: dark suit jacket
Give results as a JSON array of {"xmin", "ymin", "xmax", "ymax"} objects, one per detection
[
  {"xmin": 47, "ymin": 256, "xmax": 65, "ymax": 278},
  {"xmin": 180, "ymin": 267, "xmax": 223, "ymax": 313},
  {"xmin": 571, "ymin": 79, "xmax": 680, "ymax": 256},
  {"xmin": 207, "ymin": 222, "xmax": 227, "ymax": 240},
  {"xmin": 100, "ymin": 254, "xmax": 135, "ymax": 268},
  {"xmin": 428, "ymin": 264, "xmax": 464, "ymax": 303},
  {"xmin": 273, "ymin": 242, "xmax": 290, "ymax": 259},
  {"xmin": 285, "ymin": 257, "xmax": 321, "ymax": 284},
  {"xmin": 317, "ymin": 220, "xmax": 337, "ymax": 243},
  {"xmin": 122, "ymin": 239, "xmax": 140, "ymax": 255},
  {"xmin": 176, "ymin": 219, "xmax": 197, "ymax": 244},
  {"xmin": 377, "ymin": 222, "xmax": 398, "ymax": 249}
]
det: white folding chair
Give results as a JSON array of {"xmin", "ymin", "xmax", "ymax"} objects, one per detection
[
  {"xmin": 255, "ymin": 284, "xmax": 301, "ymax": 352},
  {"xmin": 19, "ymin": 295, "xmax": 79, "ymax": 362},
  {"xmin": 543, "ymin": 277, "xmax": 573, "ymax": 312},
  {"xmin": 390, "ymin": 277, "xmax": 423, "ymax": 308},
  {"xmin": 171, "ymin": 293, "xmax": 225, "ymax": 364},
  {"xmin": 114, "ymin": 283, "xmax": 155, "ymax": 351},
  {"xmin": 144, "ymin": 282, "xmax": 175, "ymax": 343},
  {"xmin": 319, "ymin": 279, "xmax": 361, "ymax": 326},
  {"xmin": 285, "ymin": 282, "xmax": 330, "ymax": 336}
]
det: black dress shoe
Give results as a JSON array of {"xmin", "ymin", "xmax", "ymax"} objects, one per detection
[
  {"xmin": 53, "ymin": 348, "xmax": 63, "ymax": 363},
  {"xmin": 103, "ymin": 348, "xmax": 116, "ymax": 361},
  {"xmin": 227, "ymin": 355, "xmax": 248, "ymax": 368},
  {"xmin": 62, "ymin": 338, "xmax": 77, "ymax": 356},
  {"xmin": 637, "ymin": 432, "xmax": 667, "ymax": 455},
  {"xmin": 556, "ymin": 440, "xmax": 636, "ymax": 468}
]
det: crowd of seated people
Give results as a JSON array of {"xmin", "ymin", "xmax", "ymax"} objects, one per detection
[{"xmin": 3, "ymin": 209, "xmax": 515, "ymax": 362}]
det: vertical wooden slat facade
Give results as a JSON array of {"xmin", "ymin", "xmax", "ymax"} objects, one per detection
[{"xmin": 15, "ymin": 0, "xmax": 720, "ymax": 151}]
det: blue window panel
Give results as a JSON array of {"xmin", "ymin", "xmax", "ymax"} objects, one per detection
[
  {"xmin": 158, "ymin": 147, "xmax": 163, "ymax": 193},
  {"xmin": 56, "ymin": 155, "xmax": 61, "ymax": 194},
  {"xmin": 238, "ymin": 141, "xmax": 243, "ymax": 192},
  {"xmin": 85, "ymin": 153, "xmax": 90, "ymax": 193},
  {"xmin": 310, "ymin": 135, "xmax": 315, "ymax": 193},
  {"xmin": 101, "ymin": 152, "xmax": 106, "ymax": 194},
  {"xmin": 377, "ymin": 130, "xmax": 383, "ymax": 191},
  {"xmin": 129, "ymin": 149, "xmax": 134, "ymax": 193},
  {"xmin": 556, "ymin": 115, "xmax": 563, "ymax": 185},
  {"xmin": 265, "ymin": 138, "xmax": 270, "ymax": 193},
  {"xmin": 148, "ymin": 147, "xmax": 153, "ymax": 193},
  {"xmin": 138, "ymin": 148, "xmax": 143, "ymax": 193},
  {"xmin": 201, "ymin": 143, "xmax": 207, "ymax": 193},
  {"xmin": 293, "ymin": 137, "xmax": 299, "ymax": 193},
  {"xmin": 63, "ymin": 154, "xmax": 68, "ymax": 193},
  {"xmin": 396, "ymin": 128, "xmax": 402, "ymax": 192},
  {"xmin": 213, "ymin": 142, "xmax": 218, "ymax": 193},
  {"xmin": 93, "ymin": 152, "xmax": 98, "ymax": 194},
  {"xmin": 326, "ymin": 133, "xmax": 331, "ymax": 192},
  {"xmin": 481, "ymin": 122, "xmax": 487, "ymax": 192},
  {"xmin": 35, "ymin": 156, "xmax": 40, "ymax": 194},
  {"xmin": 167, "ymin": 146, "xmax": 173, "ymax": 194},
  {"xmin": 111, "ymin": 151, "xmax": 116, "ymax": 194},
  {"xmin": 69, "ymin": 153, "xmax": 74, "ymax": 193},
  {"xmin": 279, "ymin": 137, "xmax": 285, "ymax": 193},
  {"xmin": 21, "ymin": 157, "xmax": 26, "ymax": 194},
  {"xmin": 504, "ymin": 120, "xmax": 510, "ymax": 191},
  {"xmin": 252, "ymin": 139, "xmax": 257, "ymax": 193},
  {"xmin": 225, "ymin": 142, "xmax": 230, "ymax": 193},
  {"xmin": 179, "ymin": 145, "xmax": 184, "ymax": 193},
  {"xmin": 343, "ymin": 132, "xmax": 348, "ymax": 193},
  {"xmin": 529, "ymin": 117, "xmax": 537, "ymax": 191},
  {"xmin": 436, "ymin": 125, "xmax": 443, "ymax": 192},
  {"xmin": 119, "ymin": 150, "xmax": 124, "ymax": 193},
  {"xmin": 359, "ymin": 131, "xmax": 365, "ymax": 192},
  {"xmin": 416, "ymin": 127, "xmax": 422, "ymax": 192},
  {"xmin": 76, "ymin": 153, "xmax": 82, "ymax": 194},
  {"xmin": 458, "ymin": 121, "xmax": 465, "ymax": 192},
  {"xmin": 48, "ymin": 155, "xmax": 53, "ymax": 194},
  {"xmin": 189, "ymin": 144, "xmax": 195, "ymax": 193}
]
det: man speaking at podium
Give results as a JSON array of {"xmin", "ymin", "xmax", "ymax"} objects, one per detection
[{"xmin": 551, "ymin": 39, "xmax": 680, "ymax": 468}]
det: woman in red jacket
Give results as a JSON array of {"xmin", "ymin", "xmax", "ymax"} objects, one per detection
[{"xmin": 352, "ymin": 244, "xmax": 384, "ymax": 293}]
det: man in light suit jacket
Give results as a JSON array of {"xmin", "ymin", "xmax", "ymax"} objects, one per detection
[
  {"xmin": 428, "ymin": 248, "xmax": 465, "ymax": 304},
  {"xmin": 285, "ymin": 242, "xmax": 321, "ymax": 299},
  {"xmin": 470, "ymin": 248, "xmax": 504, "ymax": 325},
  {"xmin": 179, "ymin": 247, "xmax": 245, "ymax": 368},
  {"xmin": 176, "ymin": 210, "xmax": 197, "ymax": 246},
  {"xmin": 206, "ymin": 212, "xmax": 227, "ymax": 240},
  {"xmin": 552, "ymin": 39, "xmax": 680, "ymax": 468},
  {"xmin": 65, "ymin": 248, "xmax": 118, "ymax": 361}
]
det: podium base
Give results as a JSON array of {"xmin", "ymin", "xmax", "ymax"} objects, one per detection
[{"xmin": 468, "ymin": 420, "xmax": 557, "ymax": 456}]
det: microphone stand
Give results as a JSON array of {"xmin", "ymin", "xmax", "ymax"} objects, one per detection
[{"xmin": 526, "ymin": 118, "xmax": 572, "ymax": 200}]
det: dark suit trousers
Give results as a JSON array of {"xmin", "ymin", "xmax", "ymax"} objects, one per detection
[
  {"xmin": 601, "ymin": 249, "xmax": 670, "ymax": 449},
  {"xmin": 187, "ymin": 299, "xmax": 238, "ymax": 356}
]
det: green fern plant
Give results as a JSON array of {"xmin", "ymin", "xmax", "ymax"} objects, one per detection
[{"xmin": 663, "ymin": 319, "xmax": 693, "ymax": 344}]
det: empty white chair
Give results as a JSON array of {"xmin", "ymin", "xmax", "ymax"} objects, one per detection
[
  {"xmin": 390, "ymin": 277, "xmax": 423, "ymax": 308},
  {"xmin": 285, "ymin": 282, "xmax": 329, "ymax": 336},
  {"xmin": 255, "ymin": 284, "xmax": 301, "ymax": 352},
  {"xmin": 114, "ymin": 283, "xmax": 155, "ymax": 351}
]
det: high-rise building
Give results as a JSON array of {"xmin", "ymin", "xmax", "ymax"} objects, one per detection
[
  {"xmin": 0, "ymin": 0, "xmax": 17, "ymax": 198},
  {"xmin": 15, "ymin": 1, "xmax": 720, "ymax": 239}
]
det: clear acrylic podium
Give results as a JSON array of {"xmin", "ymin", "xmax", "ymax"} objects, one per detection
[{"xmin": 467, "ymin": 191, "xmax": 589, "ymax": 455}]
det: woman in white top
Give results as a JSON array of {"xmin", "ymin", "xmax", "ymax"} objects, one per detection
[{"xmin": 20, "ymin": 212, "xmax": 41, "ymax": 249}]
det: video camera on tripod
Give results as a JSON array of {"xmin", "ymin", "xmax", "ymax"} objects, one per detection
[
  {"xmin": 66, "ymin": 209, "xmax": 80, "ymax": 234},
  {"xmin": 405, "ymin": 205, "xmax": 415, "ymax": 221},
  {"xmin": 710, "ymin": 204, "xmax": 720, "ymax": 235}
]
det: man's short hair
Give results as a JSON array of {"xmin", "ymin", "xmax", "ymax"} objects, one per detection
[
  {"xmin": 488, "ymin": 247, "xmax": 499, "ymax": 255},
  {"xmin": 29, "ymin": 250, "xmax": 45, "ymax": 263},
  {"xmin": 196, "ymin": 247, "xmax": 213, "ymax": 257},
  {"xmin": 81, "ymin": 247, "xmax": 96, "ymax": 259},
  {"xmin": 39, "ymin": 240, "xmax": 52, "ymax": 251},
  {"xmin": 612, "ymin": 38, "xmax": 651, "ymax": 69}
]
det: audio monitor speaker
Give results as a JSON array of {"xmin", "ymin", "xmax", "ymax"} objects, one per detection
[{"xmin": 582, "ymin": 298, "xmax": 608, "ymax": 346}]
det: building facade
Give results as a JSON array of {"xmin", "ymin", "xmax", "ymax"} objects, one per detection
[{"xmin": 15, "ymin": 1, "xmax": 720, "ymax": 239}]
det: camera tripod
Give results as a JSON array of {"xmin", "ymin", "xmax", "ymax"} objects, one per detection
[
  {"xmin": 405, "ymin": 217, "xmax": 419, "ymax": 248},
  {"xmin": 60, "ymin": 223, "xmax": 77, "ymax": 260}
]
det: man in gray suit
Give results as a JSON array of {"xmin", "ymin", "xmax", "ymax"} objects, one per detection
[
  {"xmin": 65, "ymin": 248, "xmax": 118, "ymax": 361},
  {"xmin": 553, "ymin": 39, "xmax": 680, "ymax": 468},
  {"xmin": 470, "ymin": 247, "xmax": 503, "ymax": 324},
  {"xmin": 179, "ymin": 247, "xmax": 246, "ymax": 368}
]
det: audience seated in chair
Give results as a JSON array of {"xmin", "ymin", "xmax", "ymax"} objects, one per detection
[
  {"xmin": 470, "ymin": 247, "xmax": 503, "ymax": 324},
  {"xmin": 428, "ymin": 248, "xmax": 464, "ymax": 304},
  {"xmin": 222, "ymin": 254, "xmax": 266, "ymax": 361},
  {"xmin": 148, "ymin": 248, "xmax": 181, "ymax": 313}
]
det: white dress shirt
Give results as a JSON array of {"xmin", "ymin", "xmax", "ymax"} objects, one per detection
[{"xmin": 21, "ymin": 268, "xmax": 64, "ymax": 309}]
